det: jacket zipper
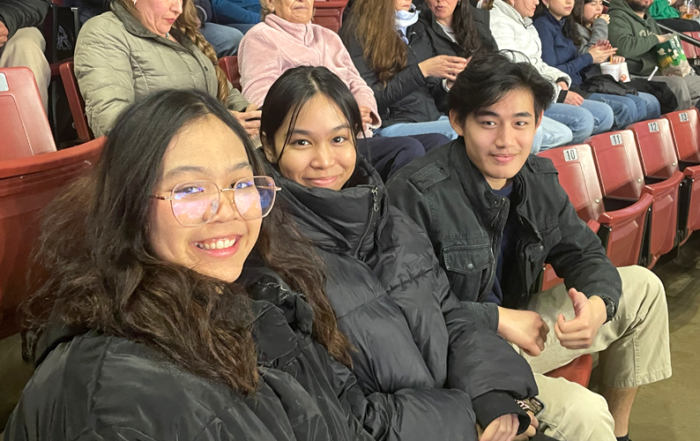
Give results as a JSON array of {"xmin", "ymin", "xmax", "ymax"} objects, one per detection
[{"xmin": 354, "ymin": 187, "xmax": 379, "ymax": 258}]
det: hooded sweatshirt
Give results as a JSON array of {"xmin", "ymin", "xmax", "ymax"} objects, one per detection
[{"xmin": 608, "ymin": 0, "xmax": 663, "ymax": 75}]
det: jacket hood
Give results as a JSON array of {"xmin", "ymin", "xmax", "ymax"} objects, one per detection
[
  {"xmin": 270, "ymin": 155, "xmax": 388, "ymax": 259},
  {"xmin": 264, "ymin": 13, "xmax": 316, "ymax": 46},
  {"xmin": 491, "ymin": 0, "xmax": 531, "ymax": 28}
]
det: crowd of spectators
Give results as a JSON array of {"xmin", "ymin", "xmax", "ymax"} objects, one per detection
[{"xmin": 1, "ymin": 0, "xmax": 692, "ymax": 439}]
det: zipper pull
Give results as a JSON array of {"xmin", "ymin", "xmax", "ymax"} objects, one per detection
[{"xmin": 372, "ymin": 187, "xmax": 379, "ymax": 212}]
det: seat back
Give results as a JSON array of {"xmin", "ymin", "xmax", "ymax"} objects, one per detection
[
  {"xmin": 59, "ymin": 61, "xmax": 93, "ymax": 143},
  {"xmin": 0, "ymin": 67, "xmax": 56, "ymax": 160},
  {"xmin": 0, "ymin": 137, "xmax": 104, "ymax": 338},
  {"xmin": 587, "ymin": 130, "xmax": 644, "ymax": 200},
  {"xmin": 681, "ymin": 32, "xmax": 698, "ymax": 60},
  {"xmin": 664, "ymin": 108, "xmax": 700, "ymax": 163},
  {"xmin": 629, "ymin": 118, "xmax": 681, "ymax": 179},
  {"xmin": 219, "ymin": 56, "xmax": 241, "ymax": 92},
  {"xmin": 313, "ymin": 0, "xmax": 348, "ymax": 32}
]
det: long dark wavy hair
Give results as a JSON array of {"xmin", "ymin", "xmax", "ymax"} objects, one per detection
[
  {"xmin": 21, "ymin": 89, "xmax": 348, "ymax": 393},
  {"xmin": 449, "ymin": 1, "xmax": 483, "ymax": 57},
  {"xmin": 534, "ymin": 1, "xmax": 583, "ymax": 46},
  {"xmin": 259, "ymin": 66, "xmax": 362, "ymax": 366},
  {"xmin": 572, "ymin": 0, "xmax": 595, "ymax": 28}
]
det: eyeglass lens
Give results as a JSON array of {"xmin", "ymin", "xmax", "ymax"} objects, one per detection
[{"xmin": 171, "ymin": 177, "xmax": 276, "ymax": 225}]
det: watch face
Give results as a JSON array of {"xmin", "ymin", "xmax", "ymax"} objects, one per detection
[{"xmin": 517, "ymin": 398, "xmax": 545, "ymax": 415}]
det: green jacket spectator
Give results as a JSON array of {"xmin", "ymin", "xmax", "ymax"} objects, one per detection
[
  {"xmin": 649, "ymin": 0, "xmax": 680, "ymax": 19},
  {"xmin": 608, "ymin": 0, "xmax": 662, "ymax": 75}
]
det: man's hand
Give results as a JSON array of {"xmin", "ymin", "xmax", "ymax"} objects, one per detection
[
  {"xmin": 563, "ymin": 91, "xmax": 584, "ymax": 106},
  {"xmin": 513, "ymin": 412, "xmax": 539, "ymax": 440},
  {"xmin": 0, "ymin": 21, "xmax": 8, "ymax": 48},
  {"xmin": 478, "ymin": 414, "xmax": 519, "ymax": 441},
  {"xmin": 657, "ymin": 34, "xmax": 674, "ymax": 43},
  {"xmin": 230, "ymin": 103, "xmax": 261, "ymax": 137},
  {"xmin": 554, "ymin": 289, "xmax": 607, "ymax": 349},
  {"xmin": 418, "ymin": 55, "xmax": 469, "ymax": 82},
  {"xmin": 498, "ymin": 307, "xmax": 550, "ymax": 356}
]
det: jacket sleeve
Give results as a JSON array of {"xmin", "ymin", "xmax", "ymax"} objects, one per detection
[
  {"xmin": 211, "ymin": 0, "xmax": 260, "ymax": 24},
  {"xmin": 577, "ymin": 19, "xmax": 609, "ymax": 54},
  {"xmin": 608, "ymin": 11, "xmax": 660, "ymax": 58},
  {"xmin": 227, "ymin": 85, "xmax": 250, "ymax": 112},
  {"xmin": 0, "ymin": 0, "xmax": 49, "ymax": 39},
  {"xmin": 535, "ymin": 19, "xmax": 594, "ymax": 78},
  {"xmin": 339, "ymin": 23, "xmax": 430, "ymax": 114},
  {"xmin": 238, "ymin": 28, "xmax": 284, "ymax": 107},
  {"xmin": 74, "ymin": 18, "xmax": 136, "ymax": 138},
  {"xmin": 545, "ymin": 174, "xmax": 622, "ymax": 311}
]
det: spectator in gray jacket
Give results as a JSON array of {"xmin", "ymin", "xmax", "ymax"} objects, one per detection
[{"xmin": 0, "ymin": 0, "xmax": 50, "ymax": 112}]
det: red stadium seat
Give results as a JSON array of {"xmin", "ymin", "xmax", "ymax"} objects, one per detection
[
  {"xmin": 545, "ymin": 354, "xmax": 594, "ymax": 387},
  {"xmin": 664, "ymin": 109, "xmax": 700, "ymax": 242},
  {"xmin": 0, "ymin": 137, "xmax": 104, "ymax": 338},
  {"xmin": 588, "ymin": 130, "xmax": 682, "ymax": 268},
  {"xmin": 681, "ymin": 32, "xmax": 697, "ymax": 61},
  {"xmin": 0, "ymin": 67, "xmax": 56, "ymax": 160},
  {"xmin": 538, "ymin": 144, "xmax": 651, "ymax": 270},
  {"xmin": 219, "ymin": 56, "xmax": 241, "ymax": 92},
  {"xmin": 59, "ymin": 61, "xmax": 93, "ymax": 143},
  {"xmin": 313, "ymin": 0, "xmax": 348, "ymax": 33}
]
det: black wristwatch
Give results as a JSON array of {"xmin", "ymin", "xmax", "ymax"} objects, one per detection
[
  {"xmin": 599, "ymin": 295, "xmax": 617, "ymax": 322},
  {"xmin": 516, "ymin": 397, "xmax": 546, "ymax": 416}
]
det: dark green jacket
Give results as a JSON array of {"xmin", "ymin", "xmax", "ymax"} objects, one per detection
[
  {"xmin": 0, "ymin": 0, "xmax": 48, "ymax": 39},
  {"xmin": 649, "ymin": 0, "xmax": 681, "ymax": 20},
  {"xmin": 609, "ymin": 0, "xmax": 662, "ymax": 75},
  {"xmin": 386, "ymin": 139, "xmax": 621, "ymax": 332}
]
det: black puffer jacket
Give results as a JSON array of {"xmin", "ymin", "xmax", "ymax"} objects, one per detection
[
  {"xmin": 419, "ymin": 5, "xmax": 498, "ymax": 59},
  {"xmin": 0, "ymin": 0, "xmax": 48, "ymax": 39},
  {"xmin": 245, "ymin": 158, "xmax": 539, "ymax": 440},
  {"xmin": 339, "ymin": 18, "xmax": 445, "ymax": 127},
  {"xmin": 4, "ymin": 297, "xmax": 374, "ymax": 441}
]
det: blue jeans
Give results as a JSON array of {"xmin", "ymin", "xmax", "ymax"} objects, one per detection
[
  {"xmin": 199, "ymin": 22, "xmax": 244, "ymax": 57},
  {"xmin": 637, "ymin": 92, "xmax": 661, "ymax": 120},
  {"xmin": 374, "ymin": 116, "xmax": 458, "ymax": 140},
  {"xmin": 533, "ymin": 116, "xmax": 574, "ymax": 153},
  {"xmin": 359, "ymin": 134, "xmax": 450, "ymax": 180},
  {"xmin": 589, "ymin": 92, "xmax": 662, "ymax": 128},
  {"xmin": 545, "ymin": 100, "xmax": 614, "ymax": 144}
]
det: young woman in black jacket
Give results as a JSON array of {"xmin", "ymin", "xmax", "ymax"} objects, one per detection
[
  {"xmin": 249, "ymin": 65, "xmax": 550, "ymax": 441},
  {"xmin": 4, "ymin": 90, "xmax": 373, "ymax": 441}
]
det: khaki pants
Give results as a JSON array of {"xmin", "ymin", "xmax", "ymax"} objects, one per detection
[
  {"xmin": 638, "ymin": 74, "xmax": 700, "ymax": 110},
  {"xmin": 518, "ymin": 266, "xmax": 672, "ymax": 441},
  {"xmin": 0, "ymin": 28, "xmax": 50, "ymax": 113}
]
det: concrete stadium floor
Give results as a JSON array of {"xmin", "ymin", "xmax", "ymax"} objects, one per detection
[
  {"xmin": 0, "ymin": 235, "xmax": 698, "ymax": 440},
  {"xmin": 626, "ymin": 233, "xmax": 700, "ymax": 441}
]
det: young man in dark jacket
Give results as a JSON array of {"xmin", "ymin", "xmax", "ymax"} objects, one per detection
[
  {"xmin": 387, "ymin": 52, "xmax": 671, "ymax": 441},
  {"xmin": 0, "ymin": 0, "xmax": 50, "ymax": 112},
  {"xmin": 608, "ymin": 0, "xmax": 700, "ymax": 110}
]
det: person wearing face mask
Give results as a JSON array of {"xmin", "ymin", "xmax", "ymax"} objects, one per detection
[
  {"xmin": 3, "ymin": 89, "xmax": 380, "ymax": 441},
  {"xmin": 247, "ymin": 65, "xmax": 558, "ymax": 441},
  {"xmin": 487, "ymin": 0, "xmax": 616, "ymax": 144},
  {"xmin": 74, "ymin": 0, "xmax": 260, "ymax": 139},
  {"xmin": 238, "ymin": 0, "xmax": 451, "ymax": 180},
  {"xmin": 533, "ymin": 0, "xmax": 662, "ymax": 128}
]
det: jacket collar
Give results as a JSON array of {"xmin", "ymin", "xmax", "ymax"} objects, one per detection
[
  {"xmin": 609, "ymin": 0, "xmax": 651, "ymax": 24},
  {"xmin": 33, "ymin": 322, "xmax": 84, "ymax": 367},
  {"xmin": 419, "ymin": 7, "xmax": 451, "ymax": 40},
  {"xmin": 492, "ymin": 0, "xmax": 532, "ymax": 27},
  {"xmin": 270, "ymin": 155, "xmax": 388, "ymax": 259},
  {"xmin": 264, "ymin": 13, "xmax": 315, "ymax": 46},
  {"xmin": 541, "ymin": 8, "xmax": 565, "ymax": 28},
  {"xmin": 111, "ymin": 1, "xmax": 189, "ymax": 49}
]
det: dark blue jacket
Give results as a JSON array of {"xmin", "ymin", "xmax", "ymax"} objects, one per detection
[
  {"xmin": 211, "ymin": 0, "xmax": 260, "ymax": 25},
  {"xmin": 533, "ymin": 10, "xmax": 593, "ymax": 86}
]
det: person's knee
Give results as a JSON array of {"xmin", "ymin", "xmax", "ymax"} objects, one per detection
[
  {"xmin": 550, "ymin": 383, "xmax": 615, "ymax": 439},
  {"xmin": 3, "ymin": 28, "xmax": 46, "ymax": 55},
  {"xmin": 619, "ymin": 265, "xmax": 667, "ymax": 308}
]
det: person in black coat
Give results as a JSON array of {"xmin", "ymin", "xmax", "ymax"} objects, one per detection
[
  {"xmin": 339, "ymin": 0, "xmax": 468, "ymax": 140},
  {"xmin": 4, "ymin": 89, "xmax": 374, "ymax": 441},
  {"xmin": 249, "ymin": 65, "xmax": 553, "ymax": 441},
  {"xmin": 0, "ymin": 0, "xmax": 50, "ymax": 111}
]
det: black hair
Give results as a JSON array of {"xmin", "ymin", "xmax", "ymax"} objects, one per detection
[
  {"xmin": 260, "ymin": 66, "xmax": 364, "ymax": 162},
  {"xmin": 451, "ymin": 1, "xmax": 484, "ymax": 57},
  {"xmin": 534, "ymin": 2, "xmax": 583, "ymax": 46},
  {"xmin": 448, "ymin": 51, "xmax": 554, "ymax": 125}
]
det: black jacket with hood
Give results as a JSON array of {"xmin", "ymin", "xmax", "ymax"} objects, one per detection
[
  {"xmin": 339, "ymin": 18, "xmax": 446, "ymax": 127},
  {"xmin": 4, "ymin": 296, "xmax": 374, "ymax": 441},
  {"xmin": 243, "ymin": 156, "xmax": 539, "ymax": 441},
  {"xmin": 0, "ymin": 0, "xmax": 48, "ymax": 39},
  {"xmin": 386, "ymin": 139, "xmax": 622, "ymax": 332}
]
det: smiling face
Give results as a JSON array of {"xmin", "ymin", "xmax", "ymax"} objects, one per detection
[
  {"xmin": 582, "ymin": 0, "xmax": 603, "ymax": 24},
  {"xmin": 266, "ymin": 93, "xmax": 356, "ymax": 191},
  {"xmin": 395, "ymin": 0, "xmax": 414, "ymax": 11},
  {"xmin": 546, "ymin": 0, "xmax": 575, "ymax": 18},
  {"xmin": 425, "ymin": 0, "xmax": 459, "ymax": 25},
  {"xmin": 133, "ymin": 0, "xmax": 183, "ymax": 37},
  {"xmin": 266, "ymin": 0, "xmax": 314, "ymax": 23},
  {"xmin": 149, "ymin": 114, "xmax": 261, "ymax": 283},
  {"xmin": 511, "ymin": 0, "xmax": 540, "ymax": 18},
  {"xmin": 449, "ymin": 88, "xmax": 542, "ymax": 190}
]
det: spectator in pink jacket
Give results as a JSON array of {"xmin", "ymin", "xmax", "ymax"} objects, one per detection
[{"xmin": 238, "ymin": 0, "xmax": 450, "ymax": 179}]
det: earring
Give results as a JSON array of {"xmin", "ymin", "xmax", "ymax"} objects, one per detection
[{"xmin": 133, "ymin": 0, "xmax": 137, "ymax": 4}]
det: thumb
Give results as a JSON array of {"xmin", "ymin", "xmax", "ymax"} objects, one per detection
[{"xmin": 568, "ymin": 288, "xmax": 588, "ymax": 316}]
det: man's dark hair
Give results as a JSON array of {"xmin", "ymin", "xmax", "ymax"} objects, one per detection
[{"xmin": 448, "ymin": 51, "xmax": 555, "ymax": 124}]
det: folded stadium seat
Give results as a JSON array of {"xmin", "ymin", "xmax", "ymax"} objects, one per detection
[
  {"xmin": 312, "ymin": 0, "xmax": 349, "ymax": 33},
  {"xmin": 664, "ymin": 109, "xmax": 700, "ymax": 243},
  {"xmin": 0, "ymin": 137, "xmax": 104, "ymax": 339},
  {"xmin": 630, "ymin": 119, "xmax": 695, "ymax": 247},
  {"xmin": 0, "ymin": 67, "xmax": 57, "ymax": 160},
  {"xmin": 219, "ymin": 56, "xmax": 241, "ymax": 92},
  {"xmin": 588, "ymin": 130, "xmax": 682, "ymax": 268},
  {"xmin": 545, "ymin": 354, "xmax": 594, "ymax": 388},
  {"xmin": 538, "ymin": 144, "xmax": 652, "ymax": 291},
  {"xmin": 59, "ymin": 61, "xmax": 93, "ymax": 143},
  {"xmin": 681, "ymin": 33, "xmax": 698, "ymax": 63}
]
